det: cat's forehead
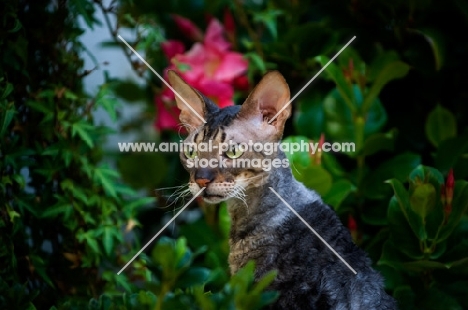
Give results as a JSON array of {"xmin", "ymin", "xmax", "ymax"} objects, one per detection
[
  {"xmin": 186, "ymin": 103, "xmax": 276, "ymax": 143},
  {"xmin": 225, "ymin": 117, "xmax": 275, "ymax": 142},
  {"xmin": 187, "ymin": 105, "xmax": 240, "ymax": 142}
]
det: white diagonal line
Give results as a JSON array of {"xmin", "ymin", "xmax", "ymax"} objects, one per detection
[
  {"xmin": 269, "ymin": 187, "xmax": 357, "ymax": 274},
  {"xmin": 117, "ymin": 35, "xmax": 206, "ymax": 124},
  {"xmin": 117, "ymin": 187, "xmax": 205, "ymax": 275},
  {"xmin": 268, "ymin": 36, "xmax": 356, "ymax": 124}
]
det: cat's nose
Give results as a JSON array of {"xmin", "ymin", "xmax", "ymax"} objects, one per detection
[
  {"xmin": 195, "ymin": 168, "xmax": 215, "ymax": 188},
  {"xmin": 195, "ymin": 178, "xmax": 211, "ymax": 188}
]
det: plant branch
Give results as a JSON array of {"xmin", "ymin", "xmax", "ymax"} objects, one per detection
[{"xmin": 94, "ymin": 0, "xmax": 145, "ymax": 77}]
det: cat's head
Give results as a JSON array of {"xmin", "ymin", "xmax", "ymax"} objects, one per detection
[{"xmin": 168, "ymin": 70, "xmax": 291, "ymax": 204}]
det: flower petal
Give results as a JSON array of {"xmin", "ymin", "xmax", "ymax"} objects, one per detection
[
  {"xmin": 154, "ymin": 96, "xmax": 180, "ymax": 131},
  {"xmin": 161, "ymin": 40, "xmax": 185, "ymax": 60},
  {"xmin": 204, "ymin": 19, "xmax": 230, "ymax": 52},
  {"xmin": 172, "ymin": 15, "xmax": 204, "ymax": 41},
  {"xmin": 213, "ymin": 52, "xmax": 248, "ymax": 82},
  {"xmin": 196, "ymin": 80, "xmax": 234, "ymax": 108}
]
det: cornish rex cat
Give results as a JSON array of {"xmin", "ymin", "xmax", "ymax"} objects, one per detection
[{"xmin": 167, "ymin": 69, "xmax": 397, "ymax": 309}]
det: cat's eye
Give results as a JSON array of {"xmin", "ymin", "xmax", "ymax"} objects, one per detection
[
  {"xmin": 184, "ymin": 146, "xmax": 197, "ymax": 159},
  {"xmin": 225, "ymin": 144, "xmax": 244, "ymax": 159}
]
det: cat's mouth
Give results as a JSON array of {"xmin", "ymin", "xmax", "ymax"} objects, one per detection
[
  {"xmin": 188, "ymin": 182, "xmax": 236, "ymax": 204},
  {"xmin": 202, "ymin": 193, "xmax": 226, "ymax": 204}
]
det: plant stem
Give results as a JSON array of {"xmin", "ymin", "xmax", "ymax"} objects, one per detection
[
  {"xmin": 355, "ymin": 114, "xmax": 366, "ymax": 185},
  {"xmin": 233, "ymin": 0, "xmax": 264, "ymax": 59}
]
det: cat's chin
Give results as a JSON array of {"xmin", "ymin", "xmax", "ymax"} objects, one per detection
[{"xmin": 202, "ymin": 196, "xmax": 227, "ymax": 204}]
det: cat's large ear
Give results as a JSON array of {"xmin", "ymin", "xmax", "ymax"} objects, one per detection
[
  {"xmin": 238, "ymin": 71, "xmax": 291, "ymax": 134},
  {"xmin": 167, "ymin": 70, "xmax": 215, "ymax": 132}
]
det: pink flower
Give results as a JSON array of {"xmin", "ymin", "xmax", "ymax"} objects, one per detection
[
  {"xmin": 172, "ymin": 15, "xmax": 203, "ymax": 41},
  {"xmin": 155, "ymin": 17, "xmax": 249, "ymax": 131},
  {"xmin": 223, "ymin": 8, "xmax": 236, "ymax": 39},
  {"xmin": 348, "ymin": 215, "xmax": 359, "ymax": 243},
  {"xmin": 233, "ymin": 75, "xmax": 249, "ymax": 91},
  {"xmin": 154, "ymin": 88, "xmax": 180, "ymax": 131},
  {"xmin": 444, "ymin": 168, "xmax": 455, "ymax": 218},
  {"xmin": 161, "ymin": 40, "xmax": 185, "ymax": 59}
]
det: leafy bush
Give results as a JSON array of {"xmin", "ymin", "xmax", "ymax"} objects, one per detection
[{"xmin": 1, "ymin": 0, "xmax": 468, "ymax": 309}]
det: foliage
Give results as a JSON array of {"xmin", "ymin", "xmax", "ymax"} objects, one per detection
[{"xmin": 1, "ymin": 0, "xmax": 468, "ymax": 309}]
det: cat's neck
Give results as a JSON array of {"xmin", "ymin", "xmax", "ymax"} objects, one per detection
[{"xmin": 226, "ymin": 150, "xmax": 320, "ymax": 230}]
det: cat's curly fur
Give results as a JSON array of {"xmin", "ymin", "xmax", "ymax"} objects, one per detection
[{"xmin": 229, "ymin": 152, "xmax": 397, "ymax": 309}]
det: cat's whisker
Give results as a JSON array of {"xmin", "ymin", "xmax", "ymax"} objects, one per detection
[
  {"xmin": 178, "ymin": 122, "xmax": 196, "ymax": 133},
  {"xmin": 230, "ymin": 184, "xmax": 248, "ymax": 210},
  {"xmin": 158, "ymin": 185, "xmax": 192, "ymax": 210},
  {"xmin": 289, "ymin": 159, "xmax": 302, "ymax": 176},
  {"xmin": 162, "ymin": 190, "xmax": 191, "ymax": 211},
  {"xmin": 154, "ymin": 185, "xmax": 187, "ymax": 192}
]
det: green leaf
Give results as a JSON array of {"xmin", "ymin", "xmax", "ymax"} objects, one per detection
[
  {"xmin": 102, "ymin": 227, "xmax": 115, "ymax": 256},
  {"xmin": 294, "ymin": 92, "xmax": 325, "ymax": 139},
  {"xmin": 337, "ymin": 47, "xmax": 365, "ymax": 77},
  {"xmin": 363, "ymin": 153, "xmax": 421, "ymax": 199},
  {"xmin": 111, "ymin": 80, "xmax": 145, "ymax": 103},
  {"xmin": 252, "ymin": 10, "xmax": 282, "ymax": 39},
  {"xmin": 322, "ymin": 153, "xmax": 346, "ymax": 178},
  {"xmin": 175, "ymin": 267, "xmax": 210, "ymax": 288},
  {"xmin": 245, "ymin": 53, "xmax": 266, "ymax": 74},
  {"xmin": 435, "ymin": 132, "xmax": 468, "ymax": 173},
  {"xmin": 315, "ymin": 56, "xmax": 355, "ymax": 111},
  {"xmin": 360, "ymin": 129, "xmax": 396, "ymax": 156},
  {"xmin": 251, "ymin": 270, "xmax": 277, "ymax": 294},
  {"xmin": 26, "ymin": 100, "xmax": 53, "ymax": 114},
  {"xmin": 71, "ymin": 121, "xmax": 95, "ymax": 148},
  {"xmin": 282, "ymin": 136, "xmax": 312, "ymax": 168},
  {"xmin": 125, "ymin": 197, "xmax": 156, "ymax": 212},
  {"xmin": 361, "ymin": 61, "xmax": 410, "ymax": 113},
  {"xmin": 293, "ymin": 165, "xmax": 333, "ymax": 196},
  {"xmin": 0, "ymin": 109, "xmax": 16, "ymax": 137},
  {"xmin": 425, "ymin": 105, "xmax": 457, "ymax": 147},
  {"xmin": 118, "ymin": 152, "xmax": 167, "ymax": 189},
  {"xmin": 400, "ymin": 260, "xmax": 448, "ymax": 272},
  {"xmin": 387, "ymin": 179, "xmax": 427, "ymax": 241},
  {"xmin": 1, "ymin": 83, "xmax": 13, "ymax": 99},
  {"xmin": 323, "ymin": 179, "xmax": 356, "ymax": 210},
  {"xmin": 29, "ymin": 255, "xmax": 55, "ymax": 288},
  {"xmin": 386, "ymin": 199, "xmax": 424, "ymax": 259},
  {"xmin": 41, "ymin": 203, "xmax": 71, "ymax": 219},
  {"xmin": 409, "ymin": 183, "xmax": 437, "ymax": 218},
  {"xmin": 70, "ymin": 0, "xmax": 96, "ymax": 29},
  {"xmin": 96, "ymin": 85, "xmax": 120, "ymax": 121},
  {"xmin": 323, "ymin": 85, "xmax": 387, "ymax": 151},
  {"xmin": 7, "ymin": 18, "xmax": 22, "ymax": 33},
  {"xmin": 368, "ymin": 50, "xmax": 400, "ymax": 82},
  {"xmin": 64, "ymin": 90, "xmax": 78, "ymax": 100},
  {"xmin": 417, "ymin": 28, "xmax": 445, "ymax": 71},
  {"xmin": 87, "ymin": 237, "xmax": 100, "ymax": 253},
  {"xmin": 93, "ymin": 166, "xmax": 119, "ymax": 198},
  {"xmin": 408, "ymin": 165, "xmax": 445, "ymax": 187}
]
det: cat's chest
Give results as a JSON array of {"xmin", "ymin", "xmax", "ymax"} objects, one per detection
[{"xmin": 228, "ymin": 228, "xmax": 278, "ymax": 274}]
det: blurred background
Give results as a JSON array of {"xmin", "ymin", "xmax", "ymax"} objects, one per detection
[{"xmin": 1, "ymin": 0, "xmax": 468, "ymax": 309}]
